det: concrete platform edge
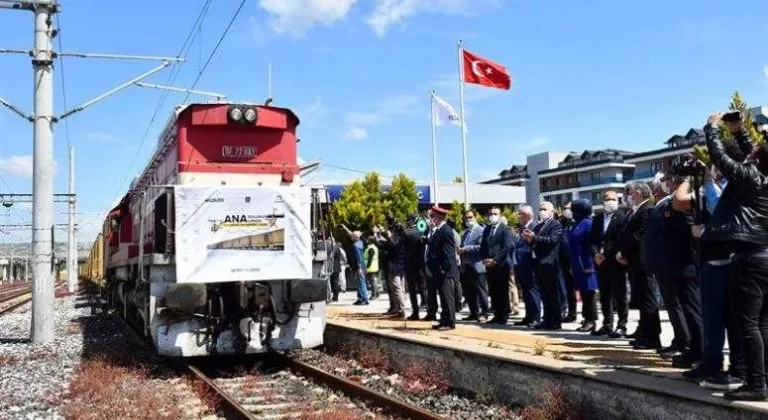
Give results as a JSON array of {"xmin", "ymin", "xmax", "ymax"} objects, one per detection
[{"xmin": 325, "ymin": 321, "xmax": 768, "ymax": 420}]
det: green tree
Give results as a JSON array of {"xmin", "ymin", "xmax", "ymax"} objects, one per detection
[
  {"xmin": 327, "ymin": 171, "xmax": 419, "ymax": 242},
  {"xmin": 693, "ymin": 91, "xmax": 765, "ymax": 165},
  {"xmin": 453, "ymin": 176, "xmax": 464, "ymax": 183},
  {"xmin": 501, "ymin": 206, "xmax": 520, "ymax": 231},
  {"xmin": 383, "ymin": 173, "xmax": 419, "ymax": 223}
]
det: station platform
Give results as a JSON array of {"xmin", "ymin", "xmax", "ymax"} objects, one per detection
[{"xmin": 325, "ymin": 290, "xmax": 768, "ymax": 417}]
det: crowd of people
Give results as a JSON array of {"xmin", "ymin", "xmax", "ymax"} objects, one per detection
[{"xmin": 324, "ymin": 111, "xmax": 768, "ymax": 402}]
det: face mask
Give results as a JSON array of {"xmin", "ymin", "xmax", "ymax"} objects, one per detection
[
  {"xmin": 539, "ymin": 210, "xmax": 551, "ymax": 221},
  {"xmin": 465, "ymin": 220, "xmax": 476, "ymax": 228},
  {"xmin": 488, "ymin": 214, "xmax": 500, "ymax": 224},
  {"xmin": 603, "ymin": 200, "xmax": 618, "ymax": 213},
  {"xmin": 563, "ymin": 209, "xmax": 573, "ymax": 220}
]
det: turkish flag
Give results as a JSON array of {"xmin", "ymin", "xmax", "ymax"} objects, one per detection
[{"xmin": 462, "ymin": 49, "xmax": 511, "ymax": 90}]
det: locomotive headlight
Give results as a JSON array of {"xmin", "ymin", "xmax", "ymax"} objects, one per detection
[
  {"xmin": 244, "ymin": 108, "xmax": 257, "ymax": 123},
  {"xmin": 229, "ymin": 107, "xmax": 243, "ymax": 121}
]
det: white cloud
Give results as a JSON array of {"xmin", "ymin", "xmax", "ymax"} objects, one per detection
[
  {"xmin": 763, "ymin": 65, "xmax": 768, "ymax": 87},
  {"xmin": 0, "ymin": 154, "xmax": 59, "ymax": 179},
  {"xmin": 297, "ymin": 95, "xmax": 327, "ymax": 126},
  {"xmin": 0, "ymin": 155, "xmax": 33, "ymax": 178},
  {"xmin": 344, "ymin": 126, "xmax": 368, "ymax": 140},
  {"xmin": 343, "ymin": 93, "xmax": 420, "ymax": 139},
  {"xmin": 513, "ymin": 136, "xmax": 551, "ymax": 151},
  {"xmin": 258, "ymin": 0, "xmax": 358, "ymax": 37},
  {"xmin": 366, "ymin": 0, "xmax": 500, "ymax": 37}
]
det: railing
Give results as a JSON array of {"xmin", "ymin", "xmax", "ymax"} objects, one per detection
[
  {"xmin": 579, "ymin": 176, "xmax": 624, "ymax": 187},
  {"xmin": 541, "ymin": 182, "xmax": 580, "ymax": 193},
  {"xmin": 626, "ymin": 169, "xmax": 655, "ymax": 180}
]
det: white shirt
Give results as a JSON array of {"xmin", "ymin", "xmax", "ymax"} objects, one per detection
[{"xmin": 603, "ymin": 212, "xmax": 613, "ymax": 233}]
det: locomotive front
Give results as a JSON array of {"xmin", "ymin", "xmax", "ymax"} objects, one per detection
[{"xmin": 103, "ymin": 103, "xmax": 328, "ymax": 357}]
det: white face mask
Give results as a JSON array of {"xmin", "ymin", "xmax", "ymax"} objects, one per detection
[
  {"xmin": 626, "ymin": 195, "xmax": 635, "ymax": 207},
  {"xmin": 603, "ymin": 200, "xmax": 618, "ymax": 213},
  {"xmin": 539, "ymin": 210, "xmax": 552, "ymax": 221},
  {"xmin": 563, "ymin": 209, "xmax": 573, "ymax": 220},
  {"xmin": 488, "ymin": 214, "xmax": 500, "ymax": 225},
  {"xmin": 465, "ymin": 220, "xmax": 476, "ymax": 228}
]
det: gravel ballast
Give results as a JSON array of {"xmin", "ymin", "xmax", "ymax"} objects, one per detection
[
  {"xmin": 293, "ymin": 348, "xmax": 519, "ymax": 420},
  {"xmin": 0, "ymin": 293, "xmax": 87, "ymax": 420}
]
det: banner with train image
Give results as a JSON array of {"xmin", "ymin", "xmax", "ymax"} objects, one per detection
[{"xmin": 173, "ymin": 186, "xmax": 312, "ymax": 283}]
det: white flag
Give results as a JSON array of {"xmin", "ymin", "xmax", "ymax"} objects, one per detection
[{"xmin": 432, "ymin": 94, "xmax": 462, "ymax": 127}]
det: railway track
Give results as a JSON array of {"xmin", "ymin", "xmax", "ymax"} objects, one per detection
[
  {"xmin": 0, "ymin": 281, "xmax": 66, "ymax": 316},
  {"xmin": 186, "ymin": 355, "xmax": 444, "ymax": 420}
]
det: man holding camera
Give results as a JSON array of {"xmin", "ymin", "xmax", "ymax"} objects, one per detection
[{"xmin": 697, "ymin": 111, "xmax": 768, "ymax": 401}]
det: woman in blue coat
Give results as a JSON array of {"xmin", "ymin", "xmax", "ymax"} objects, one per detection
[{"xmin": 569, "ymin": 199, "xmax": 599, "ymax": 333}]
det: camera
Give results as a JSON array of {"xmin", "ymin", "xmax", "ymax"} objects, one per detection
[
  {"xmin": 671, "ymin": 154, "xmax": 707, "ymax": 177},
  {"xmin": 722, "ymin": 111, "xmax": 742, "ymax": 123}
]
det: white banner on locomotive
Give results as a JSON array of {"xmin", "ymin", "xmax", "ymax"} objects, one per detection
[{"xmin": 174, "ymin": 186, "xmax": 312, "ymax": 283}]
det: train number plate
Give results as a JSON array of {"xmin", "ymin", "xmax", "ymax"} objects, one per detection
[{"xmin": 222, "ymin": 146, "xmax": 257, "ymax": 159}]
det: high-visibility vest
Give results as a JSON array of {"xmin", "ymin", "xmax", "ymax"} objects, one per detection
[{"xmin": 365, "ymin": 244, "xmax": 379, "ymax": 273}]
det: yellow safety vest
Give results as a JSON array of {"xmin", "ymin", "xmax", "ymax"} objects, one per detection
[{"xmin": 365, "ymin": 244, "xmax": 379, "ymax": 273}]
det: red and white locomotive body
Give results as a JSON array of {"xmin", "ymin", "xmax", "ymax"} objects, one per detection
[{"xmin": 105, "ymin": 102, "xmax": 327, "ymax": 357}]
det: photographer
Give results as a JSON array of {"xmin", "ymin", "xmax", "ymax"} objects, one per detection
[
  {"xmin": 374, "ymin": 215, "xmax": 407, "ymax": 319},
  {"xmin": 701, "ymin": 112, "xmax": 768, "ymax": 401}
]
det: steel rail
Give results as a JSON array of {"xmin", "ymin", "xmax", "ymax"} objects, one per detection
[
  {"xmin": 186, "ymin": 365, "xmax": 258, "ymax": 420},
  {"xmin": 281, "ymin": 355, "xmax": 444, "ymax": 420}
]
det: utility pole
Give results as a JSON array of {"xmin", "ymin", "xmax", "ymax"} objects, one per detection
[
  {"xmin": 0, "ymin": 1, "xmax": 182, "ymax": 344},
  {"xmin": 67, "ymin": 145, "xmax": 76, "ymax": 294},
  {"xmin": 30, "ymin": 0, "xmax": 56, "ymax": 344}
]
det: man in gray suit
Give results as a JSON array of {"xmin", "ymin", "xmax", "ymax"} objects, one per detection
[{"xmin": 458, "ymin": 209, "xmax": 490, "ymax": 321}]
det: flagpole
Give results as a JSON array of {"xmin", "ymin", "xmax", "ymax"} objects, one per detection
[
  {"xmin": 457, "ymin": 39, "xmax": 470, "ymax": 210},
  {"xmin": 430, "ymin": 90, "xmax": 439, "ymax": 206}
]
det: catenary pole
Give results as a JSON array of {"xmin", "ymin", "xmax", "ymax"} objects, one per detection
[
  {"xmin": 457, "ymin": 40, "xmax": 470, "ymax": 210},
  {"xmin": 31, "ymin": 1, "xmax": 56, "ymax": 344},
  {"xmin": 0, "ymin": 0, "xmax": 180, "ymax": 344},
  {"xmin": 430, "ymin": 91, "xmax": 439, "ymax": 205},
  {"xmin": 67, "ymin": 145, "xmax": 76, "ymax": 294}
]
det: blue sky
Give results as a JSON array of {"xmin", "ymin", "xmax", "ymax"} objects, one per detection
[{"xmin": 1, "ymin": 0, "xmax": 768, "ymax": 243}]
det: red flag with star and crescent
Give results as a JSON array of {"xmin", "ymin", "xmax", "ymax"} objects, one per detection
[{"xmin": 462, "ymin": 49, "xmax": 511, "ymax": 90}]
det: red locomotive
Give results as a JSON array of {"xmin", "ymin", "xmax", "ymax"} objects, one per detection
[{"xmin": 96, "ymin": 102, "xmax": 328, "ymax": 356}]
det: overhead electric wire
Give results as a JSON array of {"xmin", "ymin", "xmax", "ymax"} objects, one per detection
[
  {"xmin": 181, "ymin": 0, "xmax": 247, "ymax": 104},
  {"xmin": 55, "ymin": 12, "xmax": 71, "ymax": 154},
  {"xmin": 113, "ymin": 0, "xmax": 213, "ymax": 197}
]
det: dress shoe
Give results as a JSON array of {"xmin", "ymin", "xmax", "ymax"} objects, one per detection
[
  {"xmin": 463, "ymin": 315, "xmax": 479, "ymax": 321},
  {"xmin": 591, "ymin": 326, "xmax": 613, "ymax": 336},
  {"xmin": 423, "ymin": 314, "xmax": 437, "ymax": 322},
  {"xmin": 389, "ymin": 311, "xmax": 406, "ymax": 319},
  {"xmin": 659, "ymin": 346, "xmax": 686, "ymax": 360},
  {"xmin": 431, "ymin": 323, "xmax": 444, "ymax": 330},
  {"xmin": 527, "ymin": 321, "xmax": 542, "ymax": 329},
  {"xmin": 436, "ymin": 325, "xmax": 456, "ymax": 331},
  {"xmin": 576, "ymin": 321, "xmax": 596, "ymax": 333},
  {"xmin": 511, "ymin": 309, "xmax": 521, "ymax": 316},
  {"xmin": 724, "ymin": 385, "xmax": 768, "ymax": 401},
  {"xmin": 631, "ymin": 338, "xmax": 662, "ymax": 350},
  {"xmin": 608, "ymin": 328, "xmax": 627, "ymax": 339},
  {"xmin": 672, "ymin": 353, "xmax": 701, "ymax": 369},
  {"xmin": 407, "ymin": 314, "xmax": 420, "ymax": 321},
  {"xmin": 562, "ymin": 313, "xmax": 577, "ymax": 323},
  {"xmin": 513, "ymin": 320, "xmax": 531, "ymax": 326}
]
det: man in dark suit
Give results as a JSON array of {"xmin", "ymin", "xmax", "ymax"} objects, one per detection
[
  {"xmin": 426, "ymin": 206, "xmax": 459, "ymax": 331},
  {"xmin": 513, "ymin": 205, "xmax": 541, "ymax": 327},
  {"xmin": 480, "ymin": 206, "xmax": 514, "ymax": 325},
  {"xmin": 590, "ymin": 190, "xmax": 629, "ymax": 337},
  {"xmin": 523, "ymin": 201, "xmax": 564, "ymax": 330},
  {"xmin": 618, "ymin": 181, "xmax": 662, "ymax": 349},
  {"xmin": 458, "ymin": 209, "xmax": 490, "ymax": 321}
]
